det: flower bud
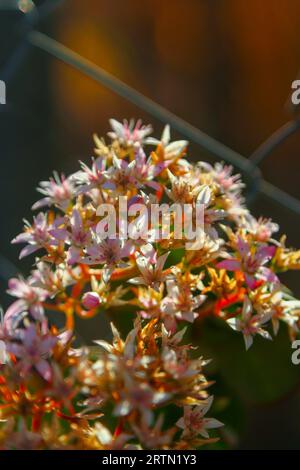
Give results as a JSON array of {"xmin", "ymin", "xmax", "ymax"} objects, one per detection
[{"xmin": 82, "ymin": 292, "xmax": 101, "ymax": 309}]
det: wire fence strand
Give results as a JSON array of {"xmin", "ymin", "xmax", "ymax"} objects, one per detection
[
  {"xmin": 2, "ymin": 3, "xmax": 300, "ymax": 216},
  {"xmin": 28, "ymin": 32, "xmax": 259, "ymax": 176},
  {"xmin": 27, "ymin": 30, "xmax": 300, "ymax": 215},
  {"xmin": 250, "ymin": 119, "xmax": 300, "ymax": 166}
]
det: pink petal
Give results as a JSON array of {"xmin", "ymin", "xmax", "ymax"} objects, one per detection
[
  {"xmin": 244, "ymin": 273, "xmax": 257, "ymax": 289},
  {"xmin": 216, "ymin": 259, "xmax": 241, "ymax": 271},
  {"xmin": 145, "ymin": 180, "xmax": 160, "ymax": 190},
  {"xmin": 30, "ymin": 303, "xmax": 45, "ymax": 321},
  {"xmin": 260, "ymin": 267, "xmax": 279, "ymax": 285},
  {"xmin": 40, "ymin": 336, "xmax": 57, "ymax": 355},
  {"xmin": 156, "ymin": 252, "xmax": 169, "ymax": 272},
  {"xmin": 237, "ymin": 237, "xmax": 250, "ymax": 257},
  {"xmin": 67, "ymin": 246, "xmax": 81, "ymax": 265},
  {"xmin": 36, "ymin": 359, "xmax": 52, "ymax": 382},
  {"xmin": 49, "ymin": 228, "xmax": 68, "ymax": 241},
  {"xmin": 32, "ymin": 197, "xmax": 51, "ymax": 210},
  {"xmin": 6, "ymin": 343, "xmax": 24, "ymax": 357},
  {"xmin": 19, "ymin": 245, "xmax": 39, "ymax": 259},
  {"xmin": 255, "ymin": 245, "xmax": 276, "ymax": 263},
  {"xmin": 5, "ymin": 299, "xmax": 26, "ymax": 320},
  {"xmin": 11, "ymin": 232, "xmax": 32, "ymax": 244}
]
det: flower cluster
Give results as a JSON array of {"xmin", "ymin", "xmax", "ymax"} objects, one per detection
[{"xmin": 1, "ymin": 119, "xmax": 300, "ymax": 449}]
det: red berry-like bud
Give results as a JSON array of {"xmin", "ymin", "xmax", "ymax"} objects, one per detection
[{"xmin": 82, "ymin": 292, "xmax": 101, "ymax": 309}]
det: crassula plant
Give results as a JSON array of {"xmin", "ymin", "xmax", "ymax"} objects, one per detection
[{"xmin": 1, "ymin": 119, "xmax": 300, "ymax": 450}]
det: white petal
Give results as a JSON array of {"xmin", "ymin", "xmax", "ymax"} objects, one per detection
[
  {"xmin": 176, "ymin": 417, "xmax": 185, "ymax": 429},
  {"xmin": 165, "ymin": 140, "xmax": 188, "ymax": 156},
  {"xmin": 226, "ymin": 318, "xmax": 239, "ymax": 331},
  {"xmin": 109, "ymin": 118, "xmax": 124, "ymax": 137},
  {"xmin": 242, "ymin": 296, "xmax": 252, "ymax": 321},
  {"xmin": 128, "ymin": 276, "xmax": 146, "ymax": 285},
  {"xmin": 161, "ymin": 125, "xmax": 170, "ymax": 146},
  {"xmin": 257, "ymin": 328, "xmax": 272, "ymax": 341},
  {"xmin": 156, "ymin": 251, "xmax": 170, "ymax": 273},
  {"xmin": 244, "ymin": 334, "xmax": 253, "ymax": 350},
  {"xmin": 203, "ymin": 417, "xmax": 223, "ymax": 429},
  {"xmin": 94, "ymin": 340, "xmax": 113, "ymax": 353},
  {"xmin": 197, "ymin": 185, "xmax": 211, "ymax": 206}
]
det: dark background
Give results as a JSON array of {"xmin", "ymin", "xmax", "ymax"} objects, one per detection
[{"xmin": 1, "ymin": 0, "xmax": 300, "ymax": 449}]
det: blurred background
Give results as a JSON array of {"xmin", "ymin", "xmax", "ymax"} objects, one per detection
[{"xmin": 1, "ymin": 0, "xmax": 300, "ymax": 449}]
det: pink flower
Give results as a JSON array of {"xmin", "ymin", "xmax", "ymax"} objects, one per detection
[
  {"xmin": 11, "ymin": 212, "xmax": 61, "ymax": 259},
  {"xmin": 161, "ymin": 280, "xmax": 206, "ymax": 332},
  {"xmin": 165, "ymin": 170, "xmax": 199, "ymax": 204},
  {"xmin": 217, "ymin": 237, "xmax": 277, "ymax": 289},
  {"xmin": 104, "ymin": 149, "xmax": 167, "ymax": 193},
  {"xmin": 83, "ymin": 236, "xmax": 133, "ymax": 283},
  {"xmin": 147, "ymin": 124, "xmax": 188, "ymax": 160},
  {"xmin": 105, "ymin": 153, "xmax": 138, "ymax": 192},
  {"xmin": 32, "ymin": 172, "xmax": 75, "ymax": 211},
  {"xmin": 131, "ymin": 415, "xmax": 176, "ymax": 449},
  {"xmin": 177, "ymin": 396, "xmax": 223, "ymax": 438},
  {"xmin": 129, "ymin": 251, "xmax": 171, "ymax": 292},
  {"xmin": 243, "ymin": 215, "xmax": 279, "ymax": 242},
  {"xmin": 71, "ymin": 156, "xmax": 107, "ymax": 194},
  {"xmin": 132, "ymin": 148, "xmax": 168, "ymax": 190},
  {"xmin": 227, "ymin": 296, "xmax": 272, "ymax": 350},
  {"xmin": 212, "ymin": 162, "xmax": 244, "ymax": 193},
  {"xmin": 31, "ymin": 261, "xmax": 77, "ymax": 295},
  {"xmin": 114, "ymin": 380, "xmax": 170, "ymax": 426},
  {"xmin": 6, "ymin": 325, "xmax": 57, "ymax": 381},
  {"xmin": 5, "ymin": 277, "xmax": 48, "ymax": 331},
  {"xmin": 162, "ymin": 347, "xmax": 193, "ymax": 380},
  {"xmin": 51, "ymin": 209, "xmax": 91, "ymax": 265},
  {"xmin": 108, "ymin": 118, "xmax": 153, "ymax": 148}
]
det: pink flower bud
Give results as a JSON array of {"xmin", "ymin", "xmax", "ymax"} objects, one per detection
[{"xmin": 82, "ymin": 292, "xmax": 101, "ymax": 309}]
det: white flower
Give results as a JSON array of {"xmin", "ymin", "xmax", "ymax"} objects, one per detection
[
  {"xmin": 108, "ymin": 119, "xmax": 153, "ymax": 147},
  {"xmin": 161, "ymin": 279, "xmax": 206, "ymax": 324},
  {"xmin": 129, "ymin": 251, "xmax": 171, "ymax": 292},
  {"xmin": 147, "ymin": 124, "xmax": 188, "ymax": 159},
  {"xmin": 227, "ymin": 296, "xmax": 272, "ymax": 350},
  {"xmin": 177, "ymin": 396, "xmax": 223, "ymax": 438},
  {"xmin": 32, "ymin": 172, "xmax": 75, "ymax": 211}
]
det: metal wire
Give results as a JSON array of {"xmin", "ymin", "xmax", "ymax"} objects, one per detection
[
  {"xmin": 25, "ymin": 30, "xmax": 300, "ymax": 215},
  {"xmin": 250, "ymin": 119, "xmax": 300, "ymax": 166},
  {"xmin": 2, "ymin": 5, "xmax": 300, "ymax": 217},
  {"xmin": 27, "ymin": 32, "xmax": 259, "ymax": 178}
]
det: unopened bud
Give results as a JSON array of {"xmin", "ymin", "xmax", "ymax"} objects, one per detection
[{"xmin": 82, "ymin": 292, "xmax": 101, "ymax": 309}]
